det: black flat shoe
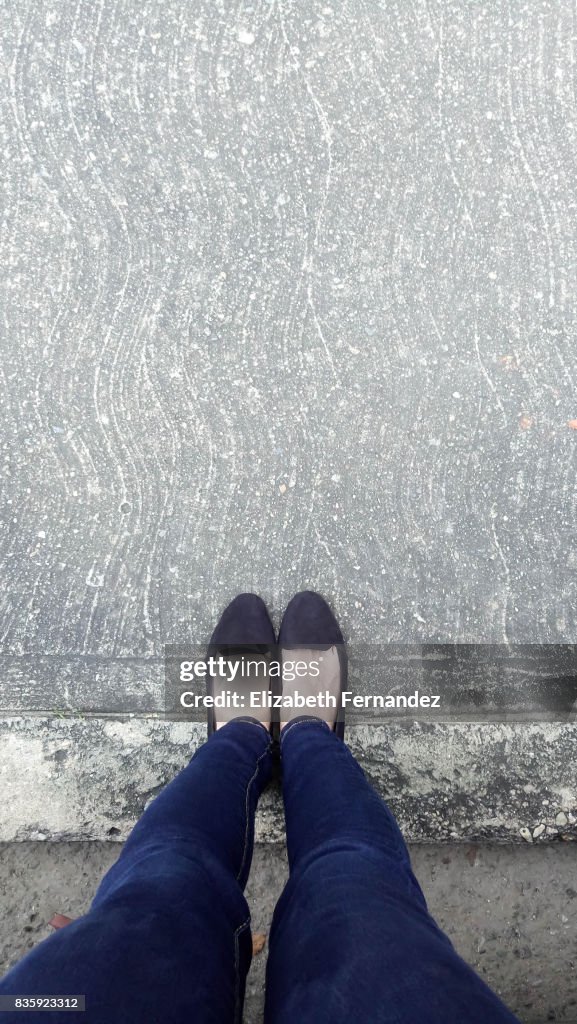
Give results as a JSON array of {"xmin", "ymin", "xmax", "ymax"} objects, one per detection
[
  {"xmin": 206, "ymin": 594, "xmax": 276, "ymax": 737},
  {"xmin": 278, "ymin": 590, "xmax": 347, "ymax": 738}
]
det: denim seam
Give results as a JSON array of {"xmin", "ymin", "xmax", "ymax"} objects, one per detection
[
  {"xmin": 233, "ymin": 914, "xmax": 251, "ymax": 1024},
  {"xmin": 235, "ymin": 745, "xmax": 271, "ymax": 884},
  {"xmin": 102, "ymin": 732, "xmax": 271, "ymax": 897},
  {"xmin": 280, "ymin": 716, "xmax": 331, "ymax": 745},
  {"xmin": 229, "ymin": 716, "xmax": 270, "ymax": 735}
]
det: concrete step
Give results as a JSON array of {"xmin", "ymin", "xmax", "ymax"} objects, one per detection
[{"xmin": 2, "ymin": 715, "xmax": 576, "ymax": 843}]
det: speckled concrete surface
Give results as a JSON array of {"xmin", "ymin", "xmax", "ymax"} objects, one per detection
[
  {"xmin": 1, "ymin": 842, "xmax": 576, "ymax": 1024},
  {"xmin": 2, "ymin": 0, "xmax": 577, "ymax": 669}
]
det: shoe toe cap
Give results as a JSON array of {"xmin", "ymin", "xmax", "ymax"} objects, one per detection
[
  {"xmin": 210, "ymin": 593, "xmax": 275, "ymax": 647},
  {"xmin": 279, "ymin": 590, "xmax": 344, "ymax": 647}
]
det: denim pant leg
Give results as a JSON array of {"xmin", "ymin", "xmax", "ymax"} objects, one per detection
[
  {"xmin": 265, "ymin": 717, "xmax": 520, "ymax": 1024},
  {"xmin": 0, "ymin": 719, "xmax": 273, "ymax": 1024}
]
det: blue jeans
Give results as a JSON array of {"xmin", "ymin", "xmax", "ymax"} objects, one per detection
[{"xmin": 0, "ymin": 717, "xmax": 520, "ymax": 1023}]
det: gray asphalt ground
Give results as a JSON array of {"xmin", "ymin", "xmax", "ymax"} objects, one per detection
[
  {"xmin": 1, "ymin": 0, "xmax": 576, "ymax": 849},
  {"xmin": 1, "ymin": 842, "xmax": 576, "ymax": 1024}
]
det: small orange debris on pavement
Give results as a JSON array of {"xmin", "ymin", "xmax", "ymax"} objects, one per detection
[{"xmin": 252, "ymin": 933, "xmax": 267, "ymax": 956}]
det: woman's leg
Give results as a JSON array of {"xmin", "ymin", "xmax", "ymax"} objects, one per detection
[
  {"xmin": 265, "ymin": 717, "xmax": 520, "ymax": 1024},
  {"xmin": 0, "ymin": 719, "xmax": 273, "ymax": 1024}
]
